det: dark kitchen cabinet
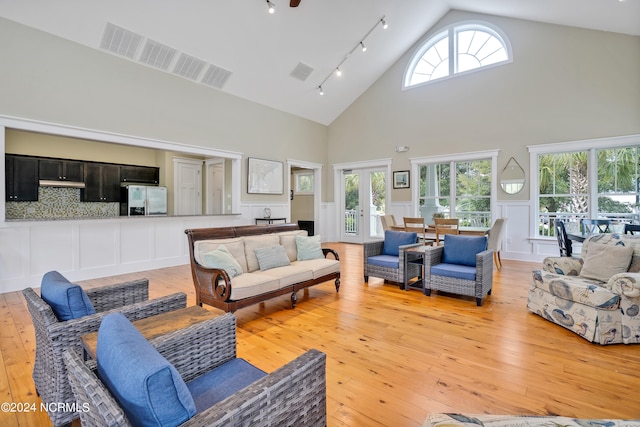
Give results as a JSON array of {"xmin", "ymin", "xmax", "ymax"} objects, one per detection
[
  {"xmin": 120, "ymin": 165, "xmax": 159, "ymax": 184},
  {"xmin": 39, "ymin": 159, "xmax": 84, "ymax": 182},
  {"xmin": 82, "ymin": 163, "xmax": 120, "ymax": 202},
  {"xmin": 5, "ymin": 155, "xmax": 39, "ymax": 201}
]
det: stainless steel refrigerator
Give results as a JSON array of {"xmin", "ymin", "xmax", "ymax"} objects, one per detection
[{"xmin": 120, "ymin": 185, "xmax": 167, "ymax": 216}]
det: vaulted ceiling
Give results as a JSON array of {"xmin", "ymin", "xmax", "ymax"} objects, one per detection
[{"xmin": 1, "ymin": 0, "xmax": 638, "ymax": 125}]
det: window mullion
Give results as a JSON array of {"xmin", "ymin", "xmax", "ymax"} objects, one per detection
[{"xmin": 449, "ymin": 27, "xmax": 456, "ymax": 76}]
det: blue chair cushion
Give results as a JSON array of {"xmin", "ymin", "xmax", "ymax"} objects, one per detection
[
  {"xmin": 431, "ymin": 263, "xmax": 477, "ymax": 281},
  {"xmin": 382, "ymin": 230, "xmax": 417, "ymax": 256},
  {"xmin": 40, "ymin": 270, "xmax": 96, "ymax": 321},
  {"xmin": 187, "ymin": 358, "xmax": 266, "ymax": 413},
  {"xmin": 97, "ymin": 313, "xmax": 196, "ymax": 427},
  {"xmin": 442, "ymin": 235, "xmax": 488, "ymax": 267},
  {"xmin": 367, "ymin": 254, "xmax": 400, "ymax": 269}
]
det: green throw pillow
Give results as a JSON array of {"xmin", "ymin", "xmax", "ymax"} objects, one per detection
[
  {"xmin": 254, "ymin": 245, "xmax": 291, "ymax": 271},
  {"xmin": 295, "ymin": 235, "xmax": 324, "ymax": 261},
  {"xmin": 201, "ymin": 245, "xmax": 243, "ymax": 278}
]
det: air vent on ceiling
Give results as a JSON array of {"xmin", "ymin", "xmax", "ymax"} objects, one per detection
[
  {"xmin": 139, "ymin": 39, "xmax": 176, "ymax": 71},
  {"xmin": 201, "ymin": 64, "xmax": 232, "ymax": 89},
  {"xmin": 290, "ymin": 62, "xmax": 314, "ymax": 81},
  {"xmin": 173, "ymin": 53, "xmax": 206, "ymax": 81},
  {"xmin": 100, "ymin": 22, "xmax": 142, "ymax": 59}
]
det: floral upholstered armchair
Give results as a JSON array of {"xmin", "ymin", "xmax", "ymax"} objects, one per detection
[{"xmin": 528, "ymin": 233, "xmax": 640, "ymax": 344}]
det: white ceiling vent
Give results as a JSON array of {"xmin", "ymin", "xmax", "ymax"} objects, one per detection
[
  {"xmin": 290, "ymin": 62, "xmax": 314, "ymax": 81},
  {"xmin": 173, "ymin": 53, "xmax": 206, "ymax": 81},
  {"xmin": 100, "ymin": 22, "xmax": 142, "ymax": 59},
  {"xmin": 139, "ymin": 39, "xmax": 176, "ymax": 71},
  {"xmin": 201, "ymin": 64, "xmax": 232, "ymax": 89}
]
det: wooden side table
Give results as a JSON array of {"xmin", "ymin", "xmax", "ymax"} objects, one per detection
[
  {"xmin": 403, "ymin": 244, "xmax": 434, "ymax": 291},
  {"xmin": 81, "ymin": 305, "xmax": 220, "ymax": 360},
  {"xmin": 255, "ymin": 217, "xmax": 287, "ymax": 225}
]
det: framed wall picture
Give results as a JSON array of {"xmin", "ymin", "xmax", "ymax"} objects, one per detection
[
  {"xmin": 393, "ymin": 170, "xmax": 410, "ymax": 189},
  {"xmin": 247, "ymin": 157, "xmax": 284, "ymax": 194}
]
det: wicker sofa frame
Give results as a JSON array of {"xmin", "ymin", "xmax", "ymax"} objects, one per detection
[
  {"xmin": 423, "ymin": 245, "xmax": 494, "ymax": 306},
  {"xmin": 22, "ymin": 280, "xmax": 187, "ymax": 427},
  {"xmin": 363, "ymin": 240, "xmax": 422, "ymax": 286},
  {"xmin": 62, "ymin": 312, "xmax": 327, "ymax": 426},
  {"xmin": 185, "ymin": 223, "xmax": 340, "ymax": 312}
]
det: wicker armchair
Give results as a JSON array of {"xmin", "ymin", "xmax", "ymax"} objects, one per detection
[
  {"xmin": 363, "ymin": 231, "xmax": 421, "ymax": 286},
  {"xmin": 423, "ymin": 234, "xmax": 493, "ymax": 306},
  {"xmin": 62, "ymin": 312, "xmax": 327, "ymax": 427},
  {"xmin": 22, "ymin": 278, "xmax": 187, "ymax": 427}
]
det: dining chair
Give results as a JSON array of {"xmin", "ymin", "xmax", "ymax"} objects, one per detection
[
  {"xmin": 624, "ymin": 223, "xmax": 640, "ymax": 235},
  {"xmin": 581, "ymin": 218, "xmax": 611, "ymax": 234},
  {"xmin": 554, "ymin": 219, "xmax": 573, "ymax": 257},
  {"xmin": 403, "ymin": 216, "xmax": 428, "ymax": 245},
  {"xmin": 381, "ymin": 214, "xmax": 397, "ymax": 231},
  {"xmin": 434, "ymin": 218, "xmax": 460, "ymax": 245},
  {"xmin": 486, "ymin": 218, "xmax": 507, "ymax": 270}
]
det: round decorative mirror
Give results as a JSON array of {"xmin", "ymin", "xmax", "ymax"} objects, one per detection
[{"xmin": 500, "ymin": 157, "xmax": 525, "ymax": 194}]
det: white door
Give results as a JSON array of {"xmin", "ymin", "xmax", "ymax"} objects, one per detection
[
  {"xmin": 340, "ymin": 168, "xmax": 387, "ymax": 243},
  {"xmin": 173, "ymin": 158, "xmax": 202, "ymax": 215},
  {"xmin": 206, "ymin": 160, "xmax": 224, "ymax": 214}
]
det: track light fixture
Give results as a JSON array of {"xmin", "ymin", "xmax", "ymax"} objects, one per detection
[
  {"xmin": 266, "ymin": 0, "xmax": 275, "ymax": 14},
  {"xmin": 316, "ymin": 15, "xmax": 387, "ymax": 95}
]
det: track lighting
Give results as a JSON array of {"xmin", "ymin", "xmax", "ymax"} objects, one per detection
[
  {"xmin": 315, "ymin": 15, "xmax": 387, "ymax": 96},
  {"xmin": 266, "ymin": 0, "xmax": 275, "ymax": 14}
]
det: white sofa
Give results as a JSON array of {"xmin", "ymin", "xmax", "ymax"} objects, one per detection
[
  {"xmin": 527, "ymin": 233, "xmax": 640, "ymax": 344},
  {"xmin": 185, "ymin": 224, "xmax": 340, "ymax": 312}
]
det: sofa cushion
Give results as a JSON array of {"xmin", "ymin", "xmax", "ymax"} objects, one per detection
[
  {"xmin": 367, "ymin": 254, "xmax": 400, "ymax": 269},
  {"xmin": 40, "ymin": 270, "xmax": 96, "ymax": 321},
  {"xmin": 278, "ymin": 230, "xmax": 308, "ymax": 262},
  {"xmin": 227, "ymin": 273, "xmax": 280, "ymax": 300},
  {"xmin": 579, "ymin": 242, "xmax": 633, "ymax": 282},
  {"xmin": 293, "ymin": 258, "xmax": 341, "ymax": 279},
  {"xmin": 295, "ymin": 234, "xmax": 324, "ymax": 260},
  {"xmin": 255, "ymin": 245, "xmax": 291, "ymax": 271},
  {"xmin": 194, "ymin": 238, "xmax": 248, "ymax": 273},
  {"xmin": 431, "ymin": 263, "xmax": 477, "ymax": 281},
  {"xmin": 244, "ymin": 235, "xmax": 280, "ymax": 272},
  {"xmin": 382, "ymin": 230, "xmax": 417, "ymax": 256},
  {"xmin": 531, "ymin": 270, "xmax": 621, "ymax": 310},
  {"xmin": 201, "ymin": 245, "xmax": 244, "ymax": 278},
  {"xmin": 186, "ymin": 358, "xmax": 266, "ymax": 413},
  {"xmin": 442, "ymin": 235, "xmax": 487, "ymax": 267},
  {"xmin": 97, "ymin": 313, "xmax": 196, "ymax": 427},
  {"xmin": 259, "ymin": 265, "xmax": 314, "ymax": 288}
]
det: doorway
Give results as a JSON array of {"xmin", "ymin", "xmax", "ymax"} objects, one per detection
[
  {"xmin": 338, "ymin": 166, "xmax": 388, "ymax": 243},
  {"xmin": 173, "ymin": 157, "xmax": 203, "ymax": 215}
]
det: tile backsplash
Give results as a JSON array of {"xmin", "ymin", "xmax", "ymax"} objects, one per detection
[{"xmin": 6, "ymin": 187, "xmax": 119, "ymax": 220}]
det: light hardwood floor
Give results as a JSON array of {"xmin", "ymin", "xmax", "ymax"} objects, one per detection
[{"xmin": 1, "ymin": 243, "xmax": 639, "ymax": 426}]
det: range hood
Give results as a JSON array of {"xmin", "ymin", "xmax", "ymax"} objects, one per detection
[{"xmin": 39, "ymin": 179, "xmax": 86, "ymax": 189}]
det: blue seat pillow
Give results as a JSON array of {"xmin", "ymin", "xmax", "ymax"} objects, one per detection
[
  {"xmin": 431, "ymin": 263, "xmax": 477, "ymax": 281},
  {"xmin": 97, "ymin": 313, "xmax": 196, "ymax": 427},
  {"xmin": 40, "ymin": 270, "xmax": 96, "ymax": 321},
  {"xmin": 442, "ymin": 235, "xmax": 488, "ymax": 267},
  {"xmin": 382, "ymin": 230, "xmax": 417, "ymax": 256},
  {"xmin": 367, "ymin": 255, "xmax": 400, "ymax": 269},
  {"xmin": 187, "ymin": 358, "xmax": 266, "ymax": 413}
]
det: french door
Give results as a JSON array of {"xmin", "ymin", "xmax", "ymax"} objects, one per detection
[{"xmin": 340, "ymin": 167, "xmax": 387, "ymax": 243}]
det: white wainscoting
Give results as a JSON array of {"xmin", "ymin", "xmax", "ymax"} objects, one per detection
[{"xmin": 0, "ymin": 215, "xmax": 247, "ymax": 294}]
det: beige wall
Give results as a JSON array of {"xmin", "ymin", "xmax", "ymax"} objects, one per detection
[
  {"xmin": 0, "ymin": 17, "xmax": 329, "ymax": 203},
  {"xmin": 327, "ymin": 11, "xmax": 640, "ymax": 202}
]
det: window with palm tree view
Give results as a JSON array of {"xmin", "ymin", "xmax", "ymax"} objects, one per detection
[
  {"xmin": 418, "ymin": 159, "xmax": 492, "ymax": 227},
  {"xmin": 537, "ymin": 146, "xmax": 640, "ymax": 237}
]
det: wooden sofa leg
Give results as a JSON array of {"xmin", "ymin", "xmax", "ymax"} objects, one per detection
[
  {"xmin": 291, "ymin": 292, "xmax": 297, "ymax": 308},
  {"xmin": 335, "ymin": 278, "xmax": 341, "ymax": 292}
]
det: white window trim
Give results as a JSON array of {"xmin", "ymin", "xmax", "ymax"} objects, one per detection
[
  {"xmin": 527, "ymin": 133, "xmax": 640, "ymax": 239},
  {"xmin": 410, "ymin": 149, "xmax": 499, "ymax": 220},
  {"xmin": 402, "ymin": 20, "xmax": 513, "ymax": 90}
]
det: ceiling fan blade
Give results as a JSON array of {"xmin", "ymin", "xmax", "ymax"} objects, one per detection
[{"xmin": 290, "ymin": 0, "xmax": 301, "ymax": 7}]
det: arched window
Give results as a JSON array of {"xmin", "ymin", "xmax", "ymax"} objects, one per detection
[{"xmin": 404, "ymin": 22, "xmax": 511, "ymax": 88}]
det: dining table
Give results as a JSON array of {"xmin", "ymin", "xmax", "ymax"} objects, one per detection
[{"xmin": 390, "ymin": 224, "xmax": 489, "ymax": 236}]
